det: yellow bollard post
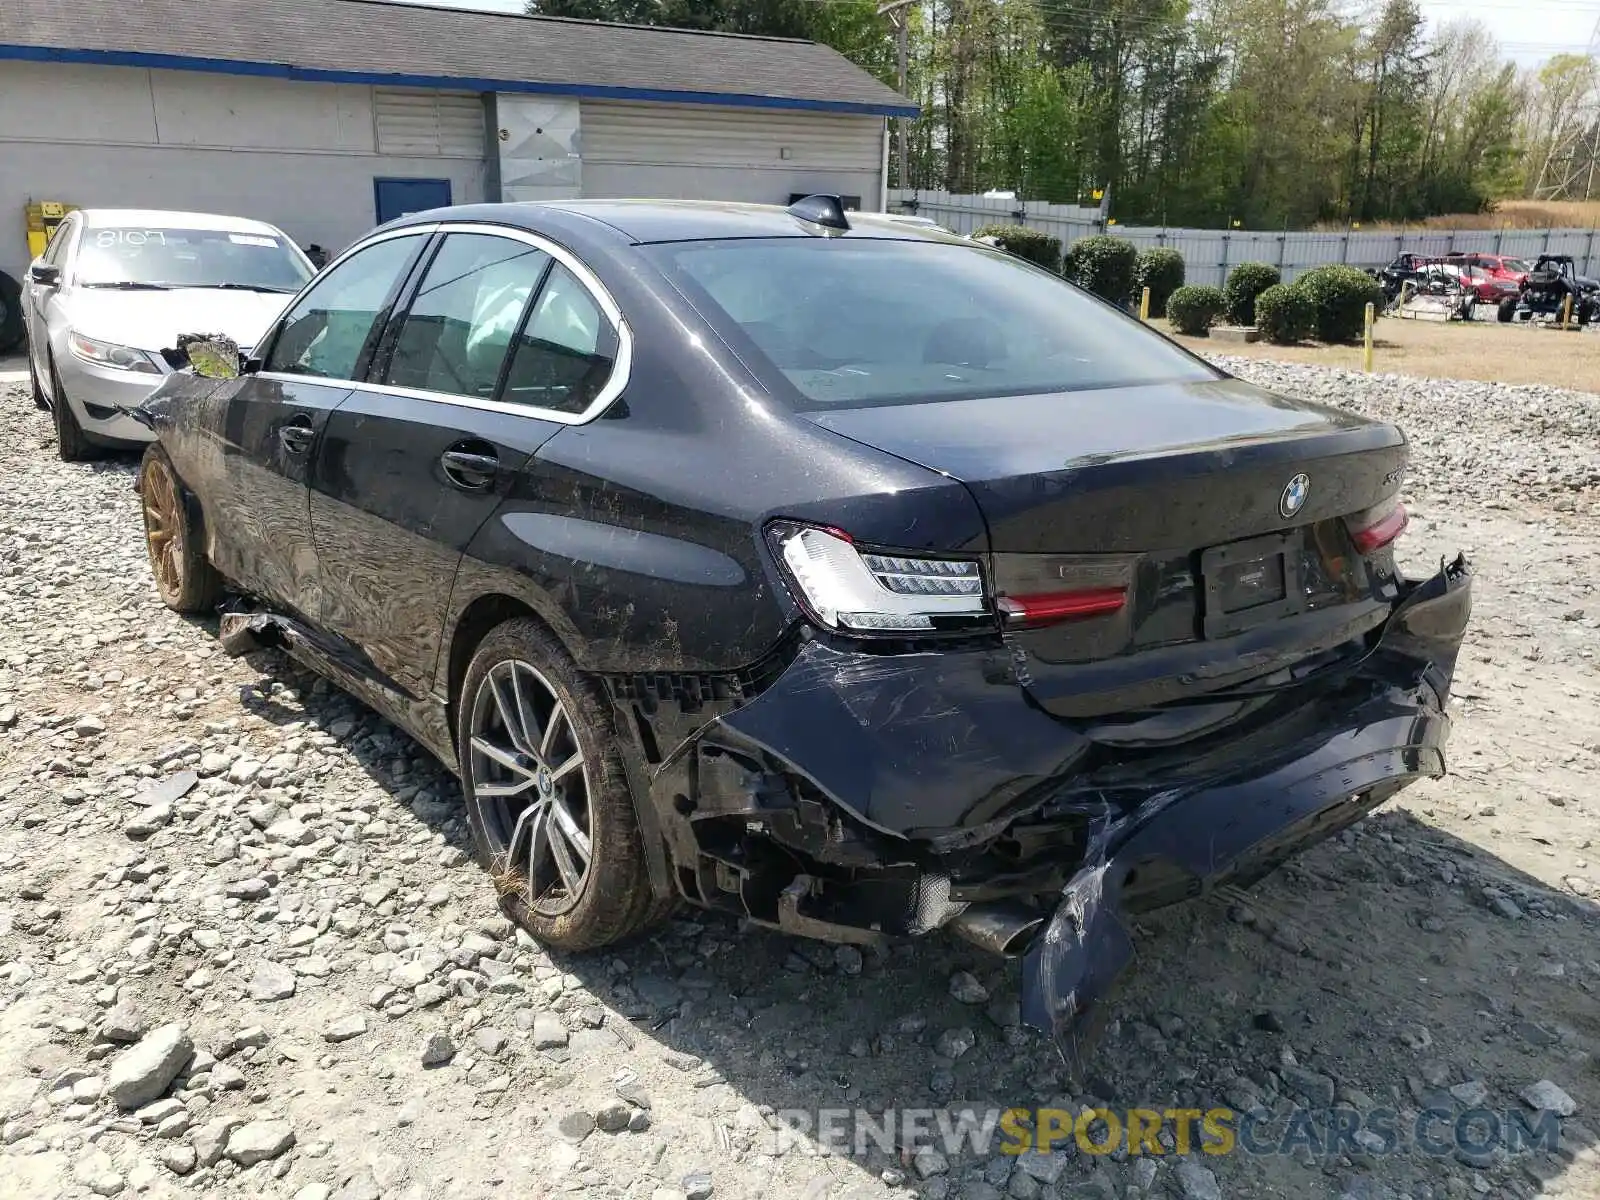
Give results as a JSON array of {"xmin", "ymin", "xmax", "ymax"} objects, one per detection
[
  {"xmin": 1363, "ymin": 302, "xmax": 1375, "ymax": 373},
  {"xmin": 1140, "ymin": 286, "xmax": 1151, "ymax": 322},
  {"xmin": 1562, "ymin": 294, "xmax": 1573, "ymax": 331}
]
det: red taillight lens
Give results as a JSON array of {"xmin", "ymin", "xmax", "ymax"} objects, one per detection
[
  {"xmin": 1349, "ymin": 502, "xmax": 1409, "ymax": 553},
  {"xmin": 998, "ymin": 587, "xmax": 1127, "ymax": 627}
]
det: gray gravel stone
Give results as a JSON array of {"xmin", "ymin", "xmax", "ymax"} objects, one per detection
[
  {"xmin": 100, "ymin": 1001, "xmax": 146, "ymax": 1043},
  {"xmin": 250, "ymin": 961, "xmax": 297, "ymax": 1001},
  {"xmin": 106, "ymin": 1023, "xmax": 193, "ymax": 1110},
  {"xmin": 322, "ymin": 1014, "xmax": 368, "ymax": 1043},
  {"xmin": 420, "ymin": 1031, "xmax": 456, "ymax": 1066},
  {"xmin": 532, "ymin": 1011, "xmax": 569, "ymax": 1049},
  {"xmin": 949, "ymin": 970, "xmax": 989, "ymax": 1003},
  {"xmin": 1520, "ymin": 1079, "xmax": 1577, "ymax": 1116},
  {"xmin": 557, "ymin": 1109, "xmax": 595, "ymax": 1143},
  {"xmin": 226, "ymin": 1118, "xmax": 296, "ymax": 1165},
  {"xmin": 1173, "ymin": 1159, "xmax": 1222, "ymax": 1200},
  {"xmin": 192, "ymin": 1116, "xmax": 247, "ymax": 1167}
]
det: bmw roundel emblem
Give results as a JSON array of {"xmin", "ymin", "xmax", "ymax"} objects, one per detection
[{"xmin": 1280, "ymin": 473, "xmax": 1311, "ymax": 519}]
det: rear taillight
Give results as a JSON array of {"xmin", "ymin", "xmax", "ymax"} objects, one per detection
[
  {"xmin": 765, "ymin": 521, "xmax": 991, "ymax": 635},
  {"xmin": 990, "ymin": 553, "xmax": 1136, "ymax": 630},
  {"xmin": 1348, "ymin": 500, "xmax": 1408, "ymax": 553}
]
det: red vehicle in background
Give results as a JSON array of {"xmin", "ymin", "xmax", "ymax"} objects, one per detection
[
  {"xmin": 1446, "ymin": 252, "xmax": 1532, "ymax": 286},
  {"xmin": 1434, "ymin": 261, "xmax": 1520, "ymax": 304}
]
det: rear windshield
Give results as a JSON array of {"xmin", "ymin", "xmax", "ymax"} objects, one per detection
[
  {"xmin": 75, "ymin": 225, "xmax": 313, "ymax": 293},
  {"xmin": 646, "ymin": 237, "xmax": 1219, "ymax": 409}
]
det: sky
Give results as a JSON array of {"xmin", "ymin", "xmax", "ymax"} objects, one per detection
[{"xmin": 415, "ymin": 0, "xmax": 1600, "ymax": 66}]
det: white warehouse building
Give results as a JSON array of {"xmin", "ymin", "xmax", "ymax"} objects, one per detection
[{"xmin": 0, "ymin": 0, "xmax": 915, "ymax": 279}]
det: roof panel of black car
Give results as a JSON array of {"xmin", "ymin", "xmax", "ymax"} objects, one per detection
[{"xmin": 533, "ymin": 200, "xmax": 956, "ymax": 244}]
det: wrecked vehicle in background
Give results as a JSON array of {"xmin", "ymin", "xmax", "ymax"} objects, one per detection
[
  {"xmin": 128, "ymin": 196, "xmax": 1474, "ymax": 1068},
  {"xmin": 1497, "ymin": 254, "xmax": 1600, "ymax": 325}
]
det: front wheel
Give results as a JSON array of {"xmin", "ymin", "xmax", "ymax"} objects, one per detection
[
  {"xmin": 139, "ymin": 444, "xmax": 224, "ymax": 613},
  {"xmin": 1497, "ymin": 298, "xmax": 1516, "ymax": 324},
  {"xmin": 457, "ymin": 618, "xmax": 670, "ymax": 950},
  {"xmin": 50, "ymin": 362, "xmax": 100, "ymax": 463}
]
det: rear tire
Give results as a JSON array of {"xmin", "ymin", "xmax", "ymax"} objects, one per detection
[
  {"xmin": 139, "ymin": 444, "xmax": 224, "ymax": 614},
  {"xmin": 49, "ymin": 361, "xmax": 100, "ymax": 463},
  {"xmin": 457, "ymin": 618, "xmax": 670, "ymax": 951},
  {"xmin": 1496, "ymin": 298, "xmax": 1516, "ymax": 324},
  {"xmin": 0, "ymin": 271, "xmax": 23, "ymax": 356}
]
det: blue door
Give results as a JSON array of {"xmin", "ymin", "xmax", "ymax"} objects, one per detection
[{"xmin": 373, "ymin": 177, "xmax": 453, "ymax": 224}]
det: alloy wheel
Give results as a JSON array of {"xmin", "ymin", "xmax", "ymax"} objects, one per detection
[
  {"xmin": 142, "ymin": 459, "xmax": 185, "ymax": 599},
  {"xmin": 467, "ymin": 659, "xmax": 593, "ymax": 917}
]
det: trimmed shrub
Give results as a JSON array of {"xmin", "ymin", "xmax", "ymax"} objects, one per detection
[
  {"xmin": 1064, "ymin": 235, "xmax": 1139, "ymax": 305},
  {"xmin": 1166, "ymin": 285, "xmax": 1226, "ymax": 336},
  {"xmin": 971, "ymin": 224, "xmax": 1062, "ymax": 272},
  {"xmin": 1253, "ymin": 283, "xmax": 1314, "ymax": 345},
  {"xmin": 1222, "ymin": 262, "xmax": 1281, "ymax": 326},
  {"xmin": 1134, "ymin": 248, "xmax": 1186, "ymax": 317},
  {"xmin": 1295, "ymin": 264, "xmax": 1385, "ymax": 343}
]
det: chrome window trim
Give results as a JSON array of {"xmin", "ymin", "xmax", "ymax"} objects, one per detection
[{"xmin": 255, "ymin": 221, "xmax": 632, "ymax": 427}]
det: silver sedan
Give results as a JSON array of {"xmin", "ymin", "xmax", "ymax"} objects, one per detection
[{"xmin": 24, "ymin": 208, "xmax": 315, "ymax": 460}]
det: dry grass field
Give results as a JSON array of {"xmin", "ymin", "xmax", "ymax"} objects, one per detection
[
  {"xmin": 1314, "ymin": 198, "xmax": 1600, "ymax": 231},
  {"xmin": 1156, "ymin": 314, "xmax": 1600, "ymax": 393}
]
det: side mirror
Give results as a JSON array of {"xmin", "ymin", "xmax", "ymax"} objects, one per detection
[
  {"xmin": 29, "ymin": 262, "xmax": 60, "ymax": 286},
  {"xmin": 161, "ymin": 333, "xmax": 245, "ymax": 379}
]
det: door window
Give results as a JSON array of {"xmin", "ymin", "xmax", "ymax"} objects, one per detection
[
  {"xmin": 501, "ymin": 263, "xmax": 619, "ymax": 414},
  {"xmin": 383, "ymin": 233, "xmax": 550, "ymax": 398},
  {"xmin": 264, "ymin": 235, "xmax": 422, "ymax": 381},
  {"xmin": 42, "ymin": 218, "xmax": 74, "ymax": 267}
]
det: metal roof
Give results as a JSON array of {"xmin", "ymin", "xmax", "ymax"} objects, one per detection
[
  {"xmin": 383, "ymin": 200, "xmax": 969, "ymax": 245},
  {"xmin": 0, "ymin": 0, "xmax": 916, "ymax": 117}
]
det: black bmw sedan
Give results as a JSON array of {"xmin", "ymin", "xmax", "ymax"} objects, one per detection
[{"xmin": 130, "ymin": 196, "xmax": 1472, "ymax": 1060}]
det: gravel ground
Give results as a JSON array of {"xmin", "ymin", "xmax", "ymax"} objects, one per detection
[{"xmin": 2, "ymin": 358, "xmax": 1599, "ymax": 1200}]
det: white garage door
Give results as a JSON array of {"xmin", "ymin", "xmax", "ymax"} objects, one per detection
[{"xmin": 579, "ymin": 100, "xmax": 884, "ymax": 208}]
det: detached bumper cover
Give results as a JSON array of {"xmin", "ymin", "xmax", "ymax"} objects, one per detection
[{"xmin": 1019, "ymin": 555, "xmax": 1472, "ymax": 1067}]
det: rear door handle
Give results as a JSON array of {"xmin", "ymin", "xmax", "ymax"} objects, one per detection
[
  {"xmin": 441, "ymin": 448, "xmax": 499, "ymax": 491},
  {"xmin": 278, "ymin": 418, "xmax": 315, "ymax": 455}
]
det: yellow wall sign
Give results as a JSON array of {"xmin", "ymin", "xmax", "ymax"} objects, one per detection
[{"xmin": 25, "ymin": 201, "xmax": 78, "ymax": 260}]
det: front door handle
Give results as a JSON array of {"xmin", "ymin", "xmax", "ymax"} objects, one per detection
[
  {"xmin": 278, "ymin": 418, "xmax": 315, "ymax": 456},
  {"xmin": 441, "ymin": 448, "xmax": 499, "ymax": 491}
]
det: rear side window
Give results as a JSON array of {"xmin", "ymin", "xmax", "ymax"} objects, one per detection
[
  {"xmin": 649, "ymin": 238, "xmax": 1221, "ymax": 410},
  {"xmin": 384, "ymin": 233, "xmax": 550, "ymax": 398},
  {"xmin": 265, "ymin": 236, "xmax": 421, "ymax": 380},
  {"xmin": 501, "ymin": 264, "xmax": 619, "ymax": 414}
]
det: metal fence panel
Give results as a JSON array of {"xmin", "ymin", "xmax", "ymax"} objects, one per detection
[{"xmin": 887, "ymin": 189, "xmax": 1600, "ymax": 282}]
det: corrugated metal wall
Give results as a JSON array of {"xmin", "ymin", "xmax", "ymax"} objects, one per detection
[
  {"xmin": 579, "ymin": 101, "xmax": 884, "ymax": 208},
  {"xmin": 0, "ymin": 62, "xmax": 490, "ymax": 278},
  {"xmin": 890, "ymin": 189, "xmax": 1600, "ymax": 286}
]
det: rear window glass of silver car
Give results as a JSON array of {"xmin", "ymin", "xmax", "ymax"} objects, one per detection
[
  {"xmin": 75, "ymin": 225, "xmax": 313, "ymax": 293},
  {"xmin": 647, "ymin": 238, "xmax": 1218, "ymax": 409}
]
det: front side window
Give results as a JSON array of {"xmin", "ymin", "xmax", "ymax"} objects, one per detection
[
  {"xmin": 384, "ymin": 233, "xmax": 550, "ymax": 398},
  {"xmin": 265, "ymin": 236, "xmax": 422, "ymax": 381},
  {"xmin": 647, "ymin": 237, "xmax": 1218, "ymax": 410},
  {"xmin": 42, "ymin": 218, "xmax": 74, "ymax": 267},
  {"xmin": 501, "ymin": 264, "xmax": 618, "ymax": 414},
  {"xmin": 73, "ymin": 224, "xmax": 313, "ymax": 293}
]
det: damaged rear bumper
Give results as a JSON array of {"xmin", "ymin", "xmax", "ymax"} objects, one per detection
[
  {"xmin": 629, "ymin": 554, "xmax": 1471, "ymax": 1062},
  {"xmin": 1018, "ymin": 554, "xmax": 1470, "ymax": 1066}
]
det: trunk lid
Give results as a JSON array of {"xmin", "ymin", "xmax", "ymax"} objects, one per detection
[{"xmin": 805, "ymin": 378, "xmax": 1409, "ymax": 719}]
